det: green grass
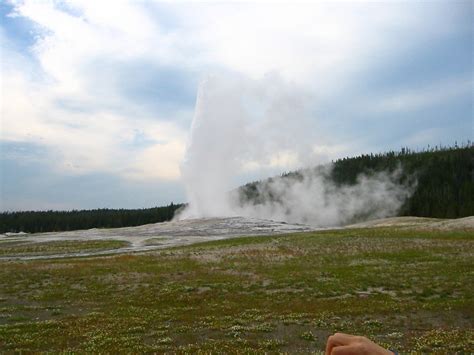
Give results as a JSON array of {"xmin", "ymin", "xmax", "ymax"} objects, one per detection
[
  {"xmin": 0, "ymin": 228, "xmax": 472, "ymax": 352},
  {"xmin": 0, "ymin": 240, "xmax": 129, "ymax": 257}
]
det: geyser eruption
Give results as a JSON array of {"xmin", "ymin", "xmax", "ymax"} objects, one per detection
[
  {"xmin": 179, "ymin": 73, "xmax": 412, "ymax": 226},
  {"xmin": 179, "ymin": 75, "xmax": 249, "ymax": 218}
]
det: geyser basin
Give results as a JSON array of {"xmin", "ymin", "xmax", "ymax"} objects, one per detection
[{"xmin": 0, "ymin": 217, "xmax": 315, "ymax": 260}]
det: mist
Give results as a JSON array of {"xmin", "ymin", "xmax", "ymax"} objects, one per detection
[
  {"xmin": 231, "ymin": 166, "xmax": 412, "ymax": 227},
  {"xmin": 178, "ymin": 73, "xmax": 413, "ymax": 226}
]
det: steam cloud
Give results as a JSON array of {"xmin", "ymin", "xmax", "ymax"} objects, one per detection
[{"xmin": 178, "ymin": 74, "xmax": 412, "ymax": 226}]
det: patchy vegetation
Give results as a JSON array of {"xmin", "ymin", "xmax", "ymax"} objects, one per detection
[
  {"xmin": 0, "ymin": 227, "xmax": 472, "ymax": 352},
  {"xmin": 0, "ymin": 240, "xmax": 129, "ymax": 257}
]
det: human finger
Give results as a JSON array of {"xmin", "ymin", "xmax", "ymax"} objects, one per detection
[
  {"xmin": 332, "ymin": 345, "xmax": 362, "ymax": 355},
  {"xmin": 325, "ymin": 333, "xmax": 357, "ymax": 355}
]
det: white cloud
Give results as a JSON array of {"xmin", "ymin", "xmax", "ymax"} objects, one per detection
[
  {"xmin": 174, "ymin": 3, "xmax": 382, "ymax": 86},
  {"xmin": 2, "ymin": 0, "xmax": 189, "ymax": 180},
  {"xmin": 369, "ymin": 77, "xmax": 472, "ymax": 113},
  {"xmin": 171, "ymin": 2, "xmax": 457, "ymax": 94},
  {"xmin": 1, "ymin": 58, "xmax": 187, "ymax": 180},
  {"xmin": 1, "ymin": 0, "xmax": 469, "ymax": 186}
]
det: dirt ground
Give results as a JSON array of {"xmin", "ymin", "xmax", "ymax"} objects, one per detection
[
  {"xmin": 0, "ymin": 217, "xmax": 313, "ymax": 260},
  {"xmin": 1, "ymin": 216, "xmax": 472, "ymax": 261},
  {"xmin": 347, "ymin": 216, "xmax": 474, "ymax": 230}
]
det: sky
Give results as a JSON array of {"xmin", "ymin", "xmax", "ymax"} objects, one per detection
[{"xmin": 0, "ymin": 0, "xmax": 472, "ymax": 211}]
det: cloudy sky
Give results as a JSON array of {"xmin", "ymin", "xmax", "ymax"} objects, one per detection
[{"xmin": 1, "ymin": 0, "xmax": 472, "ymax": 211}]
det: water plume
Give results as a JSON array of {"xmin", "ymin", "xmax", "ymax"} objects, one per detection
[{"xmin": 178, "ymin": 73, "xmax": 412, "ymax": 226}]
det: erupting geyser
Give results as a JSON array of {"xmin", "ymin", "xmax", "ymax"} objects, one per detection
[
  {"xmin": 178, "ymin": 73, "xmax": 413, "ymax": 226},
  {"xmin": 179, "ymin": 75, "xmax": 247, "ymax": 218}
]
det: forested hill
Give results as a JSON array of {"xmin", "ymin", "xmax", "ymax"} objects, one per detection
[
  {"xmin": 0, "ymin": 204, "xmax": 183, "ymax": 234},
  {"xmin": 1, "ymin": 145, "xmax": 472, "ymax": 233},
  {"xmin": 335, "ymin": 145, "xmax": 473, "ymax": 218},
  {"xmin": 239, "ymin": 144, "xmax": 474, "ymax": 219}
]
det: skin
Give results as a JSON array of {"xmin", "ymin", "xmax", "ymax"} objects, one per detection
[{"xmin": 325, "ymin": 333, "xmax": 394, "ymax": 355}]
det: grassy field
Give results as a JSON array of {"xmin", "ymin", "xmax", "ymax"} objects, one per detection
[
  {"xmin": 0, "ymin": 227, "xmax": 472, "ymax": 353},
  {"xmin": 0, "ymin": 240, "xmax": 129, "ymax": 257}
]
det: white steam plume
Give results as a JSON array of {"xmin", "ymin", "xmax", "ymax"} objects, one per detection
[
  {"xmin": 231, "ymin": 167, "xmax": 412, "ymax": 227},
  {"xmin": 178, "ymin": 73, "xmax": 412, "ymax": 226}
]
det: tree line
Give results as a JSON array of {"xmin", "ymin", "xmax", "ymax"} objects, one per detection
[
  {"xmin": 0, "ymin": 203, "xmax": 183, "ymax": 234},
  {"xmin": 239, "ymin": 143, "xmax": 474, "ymax": 219}
]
